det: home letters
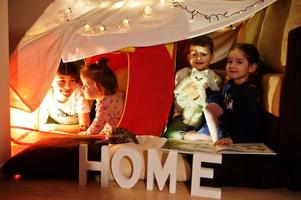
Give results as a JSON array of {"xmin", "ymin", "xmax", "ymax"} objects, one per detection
[{"xmin": 78, "ymin": 144, "xmax": 222, "ymax": 199}]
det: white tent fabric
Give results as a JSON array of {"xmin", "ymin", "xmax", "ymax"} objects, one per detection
[{"xmin": 10, "ymin": 0, "xmax": 277, "ymax": 112}]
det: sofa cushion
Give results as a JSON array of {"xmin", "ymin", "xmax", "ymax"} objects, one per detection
[{"xmin": 262, "ymin": 73, "xmax": 284, "ymax": 117}]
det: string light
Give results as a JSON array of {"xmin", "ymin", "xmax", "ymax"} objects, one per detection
[
  {"xmin": 143, "ymin": 6, "xmax": 152, "ymax": 17},
  {"xmin": 59, "ymin": 7, "xmax": 72, "ymax": 22},
  {"xmin": 83, "ymin": 24, "xmax": 92, "ymax": 33},
  {"xmin": 73, "ymin": 0, "xmax": 266, "ymax": 36},
  {"xmin": 172, "ymin": 0, "xmax": 265, "ymax": 22},
  {"xmin": 118, "ymin": 18, "xmax": 131, "ymax": 29},
  {"xmin": 112, "ymin": 1, "xmax": 126, "ymax": 9},
  {"xmin": 80, "ymin": 23, "xmax": 107, "ymax": 36},
  {"xmin": 159, "ymin": 0, "xmax": 166, "ymax": 5},
  {"xmin": 95, "ymin": 24, "xmax": 107, "ymax": 33}
]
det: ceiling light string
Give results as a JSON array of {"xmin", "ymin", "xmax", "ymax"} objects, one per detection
[{"xmin": 172, "ymin": 0, "xmax": 265, "ymax": 22}]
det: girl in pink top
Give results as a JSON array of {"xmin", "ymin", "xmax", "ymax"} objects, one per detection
[{"xmin": 80, "ymin": 58, "xmax": 125, "ymax": 136}]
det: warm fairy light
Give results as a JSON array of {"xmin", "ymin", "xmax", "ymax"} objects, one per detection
[
  {"xmin": 65, "ymin": 7, "xmax": 72, "ymax": 14},
  {"xmin": 59, "ymin": 7, "xmax": 72, "ymax": 22},
  {"xmin": 95, "ymin": 24, "xmax": 107, "ymax": 33},
  {"xmin": 172, "ymin": 0, "xmax": 265, "ymax": 21},
  {"xmin": 83, "ymin": 24, "xmax": 92, "ymax": 32},
  {"xmin": 99, "ymin": 1, "xmax": 111, "ymax": 8},
  {"xmin": 143, "ymin": 6, "xmax": 152, "ymax": 17},
  {"xmin": 128, "ymin": 0, "xmax": 141, "ymax": 8},
  {"xmin": 112, "ymin": 1, "xmax": 126, "ymax": 9},
  {"xmin": 79, "ymin": 23, "xmax": 107, "ymax": 36},
  {"xmin": 159, "ymin": 0, "xmax": 166, "ymax": 5},
  {"xmin": 73, "ymin": 0, "xmax": 264, "ymax": 36},
  {"xmin": 118, "ymin": 18, "xmax": 130, "ymax": 29}
]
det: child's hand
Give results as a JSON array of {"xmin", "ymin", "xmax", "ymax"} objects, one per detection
[
  {"xmin": 78, "ymin": 125, "xmax": 88, "ymax": 132},
  {"xmin": 214, "ymin": 137, "xmax": 233, "ymax": 146},
  {"xmin": 79, "ymin": 131, "xmax": 88, "ymax": 135}
]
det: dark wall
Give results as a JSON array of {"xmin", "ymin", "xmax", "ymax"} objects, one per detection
[
  {"xmin": 279, "ymin": 27, "xmax": 301, "ymax": 190},
  {"xmin": 8, "ymin": 0, "xmax": 52, "ymax": 54}
]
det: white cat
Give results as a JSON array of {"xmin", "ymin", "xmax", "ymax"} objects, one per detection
[{"xmin": 174, "ymin": 68, "xmax": 220, "ymax": 127}]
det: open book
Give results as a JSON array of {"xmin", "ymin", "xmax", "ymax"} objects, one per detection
[{"xmin": 161, "ymin": 138, "xmax": 276, "ymax": 155}]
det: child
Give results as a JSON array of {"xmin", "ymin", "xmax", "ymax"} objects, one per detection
[
  {"xmin": 164, "ymin": 35, "xmax": 222, "ymax": 140},
  {"xmin": 79, "ymin": 57, "xmax": 125, "ymax": 136},
  {"xmin": 39, "ymin": 61, "xmax": 91, "ymax": 133},
  {"xmin": 189, "ymin": 43, "xmax": 263, "ymax": 145}
]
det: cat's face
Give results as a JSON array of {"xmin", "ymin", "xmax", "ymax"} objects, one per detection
[{"xmin": 191, "ymin": 69, "xmax": 208, "ymax": 85}]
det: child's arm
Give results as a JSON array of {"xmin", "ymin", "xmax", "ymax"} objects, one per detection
[
  {"xmin": 215, "ymin": 137, "xmax": 233, "ymax": 146},
  {"xmin": 86, "ymin": 105, "xmax": 109, "ymax": 135},
  {"xmin": 206, "ymin": 70, "xmax": 223, "ymax": 103},
  {"xmin": 205, "ymin": 88, "xmax": 221, "ymax": 103},
  {"xmin": 40, "ymin": 123, "xmax": 80, "ymax": 133},
  {"xmin": 222, "ymin": 85, "xmax": 261, "ymax": 143},
  {"xmin": 78, "ymin": 112, "xmax": 90, "ymax": 131},
  {"xmin": 86, "ymin": 93, "xmax": 124, "ymax": 135}
]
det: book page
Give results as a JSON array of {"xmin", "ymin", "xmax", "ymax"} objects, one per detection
[
  {"xmin": 161, "ymin": 139, "xmax": 276, "ymax": 155},
  {"xmin": 161, "ymin": 138, "xmax": 217, "ymax": 154},
  {"xmin": 215, "ymin": 143, "xmax": 276, "ymax": 155}
]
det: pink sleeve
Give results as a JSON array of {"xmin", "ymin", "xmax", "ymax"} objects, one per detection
[{"xmin": 87, "ymin": 93, "xmax": 124, "ymax": 135}]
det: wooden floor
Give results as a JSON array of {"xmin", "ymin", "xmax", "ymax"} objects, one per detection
[{"xmin": 1, "ymin": 176, "xmax": 301, "ymax": 200}]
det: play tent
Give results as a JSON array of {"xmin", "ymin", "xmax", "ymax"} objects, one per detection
[{"xmin": 9, "ymin": 0, "xmax": 276, "ymax": 137}]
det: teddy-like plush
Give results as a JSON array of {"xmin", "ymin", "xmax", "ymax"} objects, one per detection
[{"xmin": 174, "ymin": 68, "xmax": 220, "ymax": 127}]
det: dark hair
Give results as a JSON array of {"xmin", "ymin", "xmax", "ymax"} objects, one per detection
[
  {"xmin": 80, "ymin": 57, "xmax": 118, "ymax": 95},
  {"xmin": 189, "ymin": 35, "xmax": 214, "ymax": 54},
  {"xmin": 230, "ymin": 43, "xmax": 264, "ymax": 82},
  {"xmin": 57, "ymin": 61, "xmax": 80, "ymax": 82}
]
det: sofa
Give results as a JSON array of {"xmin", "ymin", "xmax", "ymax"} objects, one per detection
[{"xmin": 197, "ymin": 0, "xmax": 301, "ymax": 189}]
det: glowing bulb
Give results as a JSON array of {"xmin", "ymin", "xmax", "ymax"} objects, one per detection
[
  {"xmin": 113, "ymin": 1, "xmax": 126, "ymax": 9},
  {"xmin": 64, "ymin": 8, "xmax": 72, "ymax": 15},
  {"xmin": 99, "ymin": 1, "xmax": 111, "ymax": 8},
  {"xmin": 83, "ymin": 24, "xmax": 92, "ymax": 32},
  {"xmin": 143, "ymin": 6, "xmax": 152, "ymax": 17},
  {"xmin": 159, "ymin": 0, "xmax": 166, "ymax": 4},
  {"xmin": 58, "ymin": 7, "xmax": 73, "ymax": 23},
  {"xmin": 95, "ymin": 24, "xmax": 107, "ymax": 33},
  {"xmin": 118, "ymin": 18, "xmax": 130, "ymax": 29}
]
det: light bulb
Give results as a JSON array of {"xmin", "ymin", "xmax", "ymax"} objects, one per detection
[
  {"xmin": 64, "ymin": 8, "xmax": 72, "ymax": 17},
  {"xmin": 95, "ymin": 24, "xmax": 107, "ymax": 33},
  {"xmin": 83, "ymin": 24, "xmax": 92, "ymax": 33},
  {"xmin": 159, "ymin": 0, "xmax": 166, "ymax": 5},
  {"xmin": 143, "ymin": 6, "xmax": 152, "ymax": 17},
  {"xmin": 113, "ymin": 1, "xmax": 126, "ymax": 9},
  {"xmin": 118, "ymin": 18, "xmax": 130, "ymax": 29}
]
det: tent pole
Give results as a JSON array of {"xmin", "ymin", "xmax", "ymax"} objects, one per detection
[{"xmin": 0, "ymin": 0, "xmax": 11, "ymax": 165}]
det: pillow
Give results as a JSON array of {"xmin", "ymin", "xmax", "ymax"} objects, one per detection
[{"xmin": 2, "ymin": 137, "xmax": 103, "ymax": 179}]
